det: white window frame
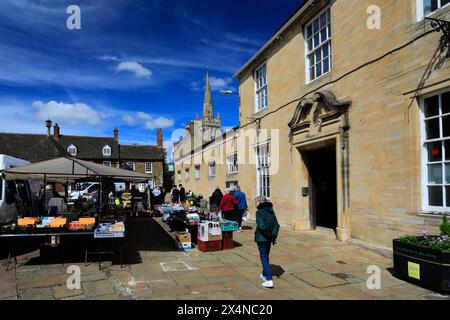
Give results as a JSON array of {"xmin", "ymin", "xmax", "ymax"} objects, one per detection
[
  {"xmin": 195, "ymin": 165, "xmax": 201, "ymax": 180},
  {"xmin": 102, "ymin": 145, "xmax": 112, "ymax": 157},
  {"xmin": 227, "ymin": 153, "xmax": 239, "ymax": 174},
  {"xmin": 420, "ymin": 89, "xmax": 450, "ymax": 214},
  {"xmin": 145, "ymin": 162, "xmax": 153, "ymax": 174},
  {"xmin": 254, "ymin": 62, "xmax": 268, "ymax": 112},
  {"xmin": 256, "ymin": 143, "xmax": 270, "ymax": 198},
  {"xmin": 417, "ymin": 0, "xmax": 450, "ymax": 20},
  {"xmin": 305, "ymin": 6, "xmax": 332, "ymax": 83},
  {"xmin": 103, "ymin": 161, "xmax": 111, "ymax": 167},
  {"xmin": 127, "ymin": 161, "xmax": 135, "ymax": 171},
  {"xmin": 208, "ymin": 161, "xmax": 216, "ymax": 177},
  {"xmin": 67, "ymin": 144, "xmax": 77, "ymax": 156}
]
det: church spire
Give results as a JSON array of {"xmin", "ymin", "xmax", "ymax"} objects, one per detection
[{"xmin": 203, "ymin": 70, "xmax": 213, "ymax": 120}]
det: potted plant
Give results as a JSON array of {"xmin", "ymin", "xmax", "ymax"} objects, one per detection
[{"xmin": 393, "ymin": 215, "xmax": 450, "ymax": 292}]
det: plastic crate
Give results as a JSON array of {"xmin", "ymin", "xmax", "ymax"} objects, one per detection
[
  {"xmin": 197, "ymin": 239, "xmax": 222, "ymax": 252},
  {"xmin": 222, "ymin": 231, "xmax": 234, "ymax": 250},
  {"xmin": 221, "ymin": 220, "xmax": 239, "ymax": 232}
]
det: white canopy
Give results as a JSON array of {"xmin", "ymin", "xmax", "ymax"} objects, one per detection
[{"xmin": 0, "ymin": 157, "xmax": 152, "ymax": 183}]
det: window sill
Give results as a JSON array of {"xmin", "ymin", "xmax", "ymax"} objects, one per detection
[
  {"xmin": 419, "ymin": 211, "xmax": 449, "ymax": 217},
  {"xmin": 305, "ymin": 70, "xmax": 333, "ymax": 88},
  {"xmin": 252, "ymin": 107, "xmax": 269, "ymax": 118}
]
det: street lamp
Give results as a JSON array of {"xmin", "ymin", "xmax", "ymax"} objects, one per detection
[{"xmin": 220, "ymin": 90, "xmax": 239, "ymax": 95}]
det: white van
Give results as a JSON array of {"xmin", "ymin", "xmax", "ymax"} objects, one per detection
[
  {"xmin": 0, "ymin": 155, "xmax": 38, "ymax": 224},
  {"xmin": 68, "ymin": 182, "xmax": 100, "ymax": 201}
]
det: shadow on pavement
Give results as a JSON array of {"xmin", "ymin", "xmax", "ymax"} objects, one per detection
[
  {"xmin": 7, "ymin": 216, "xmax": 179, "ymax": 268},
  {"xmin": 270, "ymin": 264, "xmax": 285, "ymax": 278}
]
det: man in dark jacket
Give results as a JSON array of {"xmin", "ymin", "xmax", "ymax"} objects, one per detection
[
  {"xmin": 255, "ymin": 196, "xmax": 280, "ymax": 289},
  {"xmin": 179, "ymin": 184, "xmax": 186, "ymax": 203},
  {"xmin": 210, "ymin": 187, "xmax": 223, "ymax": 213},
  {"xmin": 232, "ymin": 185, "xmax": 248, "ymax": 231}
]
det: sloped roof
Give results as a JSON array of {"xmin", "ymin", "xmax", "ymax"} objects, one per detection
[
  {"xmin": 57, "ymin": 135, "xmax": 119, "ymax": 159},
  {"xmin": 120, "ymin": 145, "xmax": 164, "ymax": 161},
  {"xmin": 0, "ymin": 133, "xmax": 61, "ymax": 163}
]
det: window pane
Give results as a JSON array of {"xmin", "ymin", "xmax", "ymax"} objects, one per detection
[
  {"xmin": 322, "ymin": 42, "xmax": 329, "ymax": 58},
  {"xmin": 445, "ymin": 164, "xmax": 450, "ymax": 184},
  {"xmin": 307, "ymin": 37, "xmax": 313, "ymax": 51},
  {"xmin": 308, "ymin": 53, "xmax": 315, "ymax": 67},
  {"xmin": 320, "ymin": 28, "xmax": 327, "ymax": 43},
  {"xmin": 320, "ymin": 12, "xmax": 327, "ymax": 27},
  {"xmin": 443, "ymin": 116, "xmax": 450, "ymax": 137},
  {"xmin": 443, "ymin": 0, "xmax": 450, "ymax": 6},
  {"xmin": 323, "ymin": 57, "xmax": 330, "ymax": 73},
  {"xmin": 425, "ymin": 118, "xmax": 440, "ymax": 139},
  {"xmin": 315, "ymin": 63, "xmax": 322, "ymax": 78},
  {"xmin": 315, "ymin": 49, "xmax": 321, "ymax": 62},
  {"xmin": 314, "ymin": 33, "xmax": 320, "ymax": 48},
  {"xmin": 423, "ymin": 0, "xmax": 439, "ymax": 15},
  {"xmin": 428, "ymin": 141, "xmax": 442, "ymax": 162},
  {"xmin": 429, "ymin": 186, "xmax": 443, "ymax": 206},
  {"xmin": 443, "ymin": 92, "xmax": 450, "ymax": 114},
  {"xmin": 313, "ymin": 19, "xmax": 319, "ymax": 33},
  {"xmin": 424, "ymin": 95, "xmax": 439, "ymax": 117},
  {"xmin": 306, "ymin": 25, "xmax": 312, "ymax": 38},
  {"xmin": 428, "ymin": 164, "xmax": 443, "ymax": 184},
  {"xmin": 446, "ymin": 140, "xmax": 450, "ymax": 161}
]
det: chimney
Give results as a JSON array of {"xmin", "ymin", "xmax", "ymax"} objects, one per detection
[
  {"xmin": 157, "ymin": 128, "xmax": 163, "ymax": 148},
  {"xmin": 45, "ymin": 119, "xmax": 52, "ymax": 136},
  {"xmin": 114, "ymin": 127, "xmax": 119, "ymax": 143},
  {"xmin": 53, "ymin": 123, "xmax": 60, "ymax": 141}
]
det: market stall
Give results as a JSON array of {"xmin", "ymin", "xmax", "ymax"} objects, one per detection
[{"xmin": 0, "ymin": 157, "xmax": 152, "ymax": 270}]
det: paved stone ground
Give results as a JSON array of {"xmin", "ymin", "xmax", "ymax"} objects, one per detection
[{"xmin": 1, "ymin": 217, "xmax": 449, "ymax": 300}]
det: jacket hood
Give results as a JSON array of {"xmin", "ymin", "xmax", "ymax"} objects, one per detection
[{"xmin": 257, "ymin": 202, "xmax": 274, "ymax": 212}]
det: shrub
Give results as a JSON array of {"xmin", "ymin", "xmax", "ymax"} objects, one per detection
[{"xmin": 440, "ymin": 214, "xmax": 450, "ymax": 236}]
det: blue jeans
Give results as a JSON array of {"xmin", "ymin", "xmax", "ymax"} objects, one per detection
[{"xmin": 257, "ymin": 242, "xmax": 272, "ymax": 281}]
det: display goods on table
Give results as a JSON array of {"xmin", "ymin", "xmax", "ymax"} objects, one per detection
[
  {"xmin": 220, "ymin": 220, "xmax": 239, "ymax": 232},
  {"xmin": 94, "ymin": 222, "xmax": 125, "ymax": 238},
  {"xmin": 198, "ymin": 221, "xmax": 222, "ymax": 242}
]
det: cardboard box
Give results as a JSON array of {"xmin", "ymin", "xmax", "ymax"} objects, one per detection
[
  {"xmin": 50, "ymin": 218, "xmax": 67, "ymax": 228},
  {"xmin": 176, "ymin": 241, "xmax": 192, "ymax": 251},
  {"xmin": 79, "ymin": 217, "xmax": 96, "ymax": 225},
  {"xmin": 198, "ymin": 221, "xmax": 222, "ymax": 242},
  {"xmin": 176, "ymin": 232, "xmax": 191, "ymax": 243},
  {"xmin": 18, "ymin": 217, "xmax": 39, "ymax": 226}
]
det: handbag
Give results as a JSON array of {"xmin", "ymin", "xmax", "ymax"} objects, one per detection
[{"xmin": 242, "ymin": 210, "xmax": 250, "ymax": 222}]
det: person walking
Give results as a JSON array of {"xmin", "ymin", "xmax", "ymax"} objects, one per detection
[
  {"xmin": 171, "ymin": 185, "xmax": 180, "ymax": 204},
  {"xmin": 254, "ymin": 196, "xmax": 280, "ymax": 289},
  {"xmin": 219, "ymin": 188, "xmax": 237, "ymax": 221},
  {"xmin": 210, "ymin": 187, "xmax": 223, "ymax": 214},
  {"xmin": 232, "ymin": 185, "xmax": 248, "ymax": 232},
  {"xmin": 179, "ymin": 184, "xmax": 186, "ymax": 204}
]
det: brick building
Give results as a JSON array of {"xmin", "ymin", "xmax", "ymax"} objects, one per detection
[
  {"xmin": 174, "ymin": 0, "xmax": 450, "ymax": 252},
  {"xmin": 0, "ymin": 120, "xmax": 165, "ymax": 189}
]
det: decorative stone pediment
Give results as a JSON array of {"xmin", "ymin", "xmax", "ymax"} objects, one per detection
[{"xmin": 288, "ymin": 91, "xmax": 351, "ymax": 136}]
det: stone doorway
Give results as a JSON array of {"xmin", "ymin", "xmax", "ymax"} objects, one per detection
[{"xmin": 302, "ymin": 145, "xmax": 338, "ymax": 231}]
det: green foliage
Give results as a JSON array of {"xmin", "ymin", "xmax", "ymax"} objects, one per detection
[
  {"xmin": 440, "ymin": 214, "xmax": 450, "ymax": 236},
  {"xmin": 399, "ymin": 235, "xmax": 419, "ymax": 244}
]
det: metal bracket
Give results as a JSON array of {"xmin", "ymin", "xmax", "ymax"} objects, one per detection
[{"xmin": 426, "ymin": 17, "xmax": 450, "ymax": 57}]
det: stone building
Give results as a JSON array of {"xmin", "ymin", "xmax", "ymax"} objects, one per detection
[
  {"xmin": 0, "ymin": 121, "xmax": 165, "ymax": 189},
  {"xmin": 174, "ymin": 0, "xmax": 450, "ymax": 251}
]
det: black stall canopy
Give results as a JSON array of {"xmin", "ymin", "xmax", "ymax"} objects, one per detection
[{"xmin": 0, "ymin": 157, "xmax": 152, "ymax": 183}]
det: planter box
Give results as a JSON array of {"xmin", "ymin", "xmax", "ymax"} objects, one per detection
[{"xmin": 393, "ymin": 238, "xmax": 450, "ymax": 293}]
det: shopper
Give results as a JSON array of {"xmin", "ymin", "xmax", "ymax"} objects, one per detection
[
  {"xmin": 179, "ymin": 184, "xmax": 186, "ymax": 203},
  {"xmin": 171, "ymin": 185, "xmax": 180, "ymax": 203},
  {"xmin": 254, "ymin": 196, "xmax": 280, "ymax": 289},
  {"xmin": 210, "ymin": 187, "xmax": 223, "ymax": 213},
  {"xmin": 219, "ymin": 188, "xmax": 237, "ymax": 221},
  {"xmin": 233, "ymin": 185, "xmax": 248, "ymax": 232}
]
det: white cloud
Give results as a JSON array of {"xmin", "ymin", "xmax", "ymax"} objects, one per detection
[
  {"xmin": 144, "ymin": 117, "xmax": 175, "ymax": 130},
  {"xmin": 190, "ymin": 76, "xmax": 235, "ymax": 92},
  {"xmin": 209, "ymin": 76, "xmax": 234, "ymax": 91},
  {"xmin": 32, "ymin": 100, "xmax": 101, "ymax": 125},
  {"xmin": 116, "ymin": 61, "xmax": 152, "ymax": 78},
  {"xmin": 122, "ymin": 115, "xmax": 135, "ymax": 125},
  {"xmin": 122, "ymin": 112, "xmax": 174, "ymax": 130}
]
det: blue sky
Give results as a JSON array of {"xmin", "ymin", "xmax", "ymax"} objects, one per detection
[{"xmin": 0, "ymin": 0, "xmax": 301, "ymax": 153}]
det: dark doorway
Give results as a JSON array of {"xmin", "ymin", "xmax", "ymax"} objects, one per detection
[{"xmin": 303, "ymin": 145, "xmax": 338, "ymax": 230}]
